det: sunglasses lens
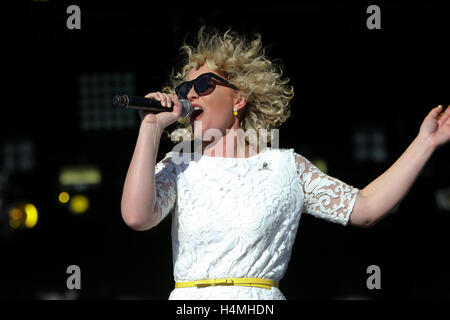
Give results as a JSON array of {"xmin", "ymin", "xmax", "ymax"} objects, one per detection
[
  {"xmin": 195, "ymin": 74, "xmax": 215, "ymax": 96},
  {"xmin": 176, "ymin": 82, "xmax": 192, "ymax": 99},
  {"xmin": 176, "ymin": 73, "xmax": 221, "ymax": 99}
]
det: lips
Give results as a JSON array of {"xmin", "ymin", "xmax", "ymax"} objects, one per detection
[{"xmin": 190, "ymin": 105, "xmax": 204, "ymax": 122}]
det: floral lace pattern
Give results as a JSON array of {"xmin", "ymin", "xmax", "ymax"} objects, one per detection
[
  {"xmin": 155, "ymin": 155, "xmax": 178, "ymax": 224},
  {"xmin": 153, "ymin": 148, "xmax": 359, "ymax": 300},
  {"xmin": 294, "ymin": 153, "xmax": 359, "ymax": 226}
]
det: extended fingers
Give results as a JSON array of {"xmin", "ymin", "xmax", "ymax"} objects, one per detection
[{"xmin": 437, "ymin": 104, "xmax": 450, "ymax": 125}]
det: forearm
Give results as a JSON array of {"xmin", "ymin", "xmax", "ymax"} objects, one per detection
[
  {"xmin": 361, "ymin": 134, "xmax": 435, "ymax": 225},
  {"xmin": 121, "ymin": 123, "xmax": 163, "ymax": 229}
]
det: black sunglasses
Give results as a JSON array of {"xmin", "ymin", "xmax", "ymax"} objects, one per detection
[{"xmin": 175, "ymin": 72, "xmax": 238, "ymax": 99}]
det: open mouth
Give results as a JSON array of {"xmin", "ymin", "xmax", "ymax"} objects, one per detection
[{"xmin": 190, "ymin": 108, "xmax": 204, "ymax": 122}]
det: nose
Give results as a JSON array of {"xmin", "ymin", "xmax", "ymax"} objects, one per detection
[{"xmin": 186, "ymin": 85, "xmax": 198, "ymax": 101}]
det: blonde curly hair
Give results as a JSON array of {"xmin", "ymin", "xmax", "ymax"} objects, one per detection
[{"xmin": 162, "ymin": 26, "xmax": 294, "ymax": 146}]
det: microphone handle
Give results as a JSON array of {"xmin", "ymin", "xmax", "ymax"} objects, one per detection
[
  {"xmin": 123, "ymin": 95, "xmax": 173, "ymax": 113},
  {"xmin": 125, "ymin": 105, "xmax": 174, "ymax": 113},
  {"xmin": 113, "ymin": 95, "xmax": 192, "ymax": 118}
]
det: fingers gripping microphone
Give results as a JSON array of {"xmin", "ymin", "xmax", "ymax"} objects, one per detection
[{"xmin": 113, "ymin": 95, "xmax": 193, "ymax": 118}]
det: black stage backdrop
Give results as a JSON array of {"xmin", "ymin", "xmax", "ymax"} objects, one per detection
[{"xmin": 1, "ymin": 1, "xmax": 449, "ymax": 302}]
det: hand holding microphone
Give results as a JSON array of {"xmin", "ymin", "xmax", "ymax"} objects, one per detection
[{"xmin": 113, "ymin": 92, "xmax": 193, "ymax": 130}]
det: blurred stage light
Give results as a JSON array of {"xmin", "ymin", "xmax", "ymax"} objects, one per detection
[
  {"xmin": 36, "ymin": 290, "xmax": 79, "ymax": 300},
  {"xmin": 435, "ymin": 187, "xmax": 450, "ymax": 211},
  {"xmin": 311, "ymin": 158, "xmax": 328, "ymax": 173},
  {"xmin": 58, "ymin": 192, "xmax": 70, "ymax": 204},
  {"xmin": 7, "ymin": 203, "xmax": 38, "ymax": 229},
  {"xmin": 353, "ymin": 128, "xmax": 387, "ymax": 163},
  {"xmin": 59, "ymin": 166, "xmax": 101, "ymax": 190},
  {"xmin": 69, "ymin": 194, "xmax": 89, "ymax": 214},
  {"xmin": 9, "ymin": 208, "xmax": 23, "ymax": 220},
  {"xmin": 2, "ymin": 139, "xmax": 35, "ymax": 173},
  {"xmin": 9, "ymin": 218, "xmax": 21, "ymax": 229},
  {"xmin": 8, "ymin": 207, "xmax": 24, "ymax": 229},
  {"xmin": 24, "ymin": 203, "xmax": 38, "ymax": 228},
  {"xmin": 79, "ymin": 72, "xmax": 137, "ymax": 131}
]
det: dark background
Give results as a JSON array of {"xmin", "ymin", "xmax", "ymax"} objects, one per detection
[{"xmin": 1, "ymin": 1, "xmax": 449, "ymax": 299}]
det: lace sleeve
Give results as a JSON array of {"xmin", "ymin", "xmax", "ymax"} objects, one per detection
[
  {"xmin": 294, "ymin": 152, "xmax": 359, "ymax": 226},
  {"xmin": 155, "ymin": 152, "xmax": 178, "ymax": 224}
]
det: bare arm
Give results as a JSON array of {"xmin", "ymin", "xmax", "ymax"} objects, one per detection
[
  {"xmin": 350, "ymin": 105, "xmax": 450, "ymax": 227},
  {"xmin": 350, "ymin": 134, "xmax": 435, "ymax": 227},
  {"xmin": 121, "ymin": 123, "xmax": 164, "ymax": 231},
  {"xmin": 120, "ymin": 92, "xmax": 182, "ymax": 231}
]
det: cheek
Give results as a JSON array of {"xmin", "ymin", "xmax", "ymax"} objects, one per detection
[
  {"xmin": 208, "ymin": 107, "xmax": 233, "ymax": 130},
  {"xmin": 204, "ymin": 98, "xmax": 231, "ymax": 119},
  {"xmin": 199, "ymin": 92, "xmax": 235, "ymax": 132},
  {"xmin": 212, "ymin": 105, "xmax": 230, "ymax": 118}
]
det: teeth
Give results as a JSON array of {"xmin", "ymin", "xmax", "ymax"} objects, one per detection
[{"xmin": 194, "ymin": 106, "xmax": 201, "ymax": 110}]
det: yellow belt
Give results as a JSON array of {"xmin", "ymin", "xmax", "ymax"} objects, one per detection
[{"xmin": 175, "ymin": 278, "xmax": 278, "ymax": 290}]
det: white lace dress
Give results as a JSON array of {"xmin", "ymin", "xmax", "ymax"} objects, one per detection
[{"xmin": 154, "ymin": 147, "xmax": 359, "ymax": 300}]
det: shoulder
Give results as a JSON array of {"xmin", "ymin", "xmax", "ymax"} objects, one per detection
[
  {"xmin": 155, "ymin": 151, "xmax": 182, "ymax": 174},
  {"xmin": 262, "ymin": 147, "xmax": 302, "ymax": 170},
  {"xmin": 266, "ymin": 148, "xmax": 318, "ymax": 177},
  {"xmin": 156, "ymin": 151, "xmax": 175, "ymax": 166},
  {"xmin": 265, "ymin": 146, "xmax": 295, "ymax": 156},
  {"xmin": 265, "ymin": 147, "xmax": 306, "ymax": 162},
  {"xmin": 157, "ymin": 151, "xmax": 188, "ymax": 164}
]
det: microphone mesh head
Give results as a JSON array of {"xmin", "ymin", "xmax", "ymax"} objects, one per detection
[{"xmin": 180, "ymin": 100, "xmax": 193, "ymax": 118}]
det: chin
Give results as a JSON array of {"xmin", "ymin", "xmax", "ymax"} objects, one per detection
[
  {"xmin": 194, "ymin": 118, "xmax": 228, "ymax": 138},
  {"xmin": 192, "ymin": 121, "xmax": 205, "ymax": 140}
]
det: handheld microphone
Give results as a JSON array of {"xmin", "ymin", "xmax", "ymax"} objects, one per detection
[{"xmin": 113, "ymin": 95, "xmax": 193, "ymax": 118}]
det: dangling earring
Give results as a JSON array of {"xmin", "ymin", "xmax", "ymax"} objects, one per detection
[{"xmin": 233, "ymin": 107, "xmax": 238, "ymax": 117}]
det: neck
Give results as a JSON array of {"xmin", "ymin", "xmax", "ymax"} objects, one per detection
[{"xmin": 202, "ymin": 128, "xmax": 258, "ymax": 158}]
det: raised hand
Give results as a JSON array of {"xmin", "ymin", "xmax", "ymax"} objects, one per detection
[
  {"xmin": 419, "ymin": 105, "xmax": 450, "ymax": 149},
  {"xmin": 139, "ymin": 92, "xmax": 183, "ymax": 130}
]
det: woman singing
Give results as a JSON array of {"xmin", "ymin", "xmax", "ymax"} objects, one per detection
[{"xmin": 120, "ymin": 27, "xmax": 450, "ymax": 300}]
